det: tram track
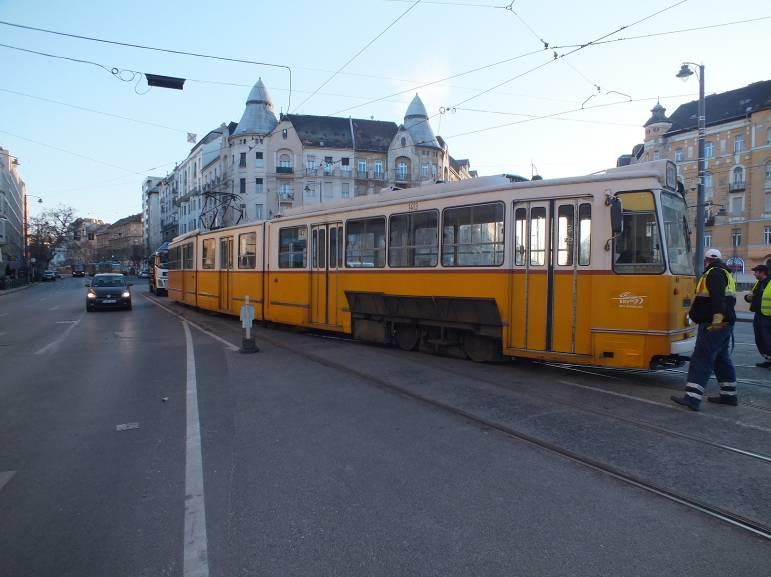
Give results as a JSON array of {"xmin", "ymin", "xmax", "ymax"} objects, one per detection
[
  {"xmin": 291, "ymin": 344, "xmax": 771, "ymax": 542},
  {"xmin": 149, "ymin": 297, "xmax": 771, "ymax": 541}
]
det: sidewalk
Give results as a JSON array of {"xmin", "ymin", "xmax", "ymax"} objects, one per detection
[
  {"xmin": 0, "ymin": 283, "xmax": 33, "ymax": 297},
  {"xmin": 736, "ymin": 311, "xmax": 753, "ymax": 323}
]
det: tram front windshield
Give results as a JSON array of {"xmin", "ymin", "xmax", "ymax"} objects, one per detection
[{"xmin": 660, "ymin": 191, "xmax": 693, "ymax": 275}]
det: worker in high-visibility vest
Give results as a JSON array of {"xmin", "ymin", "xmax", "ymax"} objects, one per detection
[
  {"xmin": 746, "ymin": 264, "xmax": 771, "ymax": 369},
  {"xmin": 672, "ymin": 248, "xmax": 737, "ymax": 411}
]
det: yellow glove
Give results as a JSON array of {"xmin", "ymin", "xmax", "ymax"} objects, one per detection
[{"xmin": 707, "ymin": 313, "xmax": 728, "ymax": 331}]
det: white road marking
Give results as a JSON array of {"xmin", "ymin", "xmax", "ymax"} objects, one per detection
[
  {"xmin": 55, "ymin": 320, "xmax": 78, "ymax": 324},
  {"xmin": 143, "ymin": 294, "xmax": 238, "ymax": 352},
  {"xmin": 0, "ymin": 470, "xmax": 16, "ymax": 492},
  {"xmin": 183, "ymin": 321, "xmax": 210, "ymax": 577},
  {"xmin": 35, "ymin": 317, "xmax": 83, "ymax": 355},
  {"xmin": 48, "ymin": 305, "xmax": 60, "ymax": 311},
  {"xmin": 116, "ymin": 423, "xmax": 140, "ymax": 431}
]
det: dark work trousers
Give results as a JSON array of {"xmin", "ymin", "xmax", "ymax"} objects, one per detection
[
  {"xmin": 754, "ymin": 314, "xmax": 771, "ymax": 359},
  {"xmin": 685, "ymin": 324, "xmax": 736, "ymax": 403}
]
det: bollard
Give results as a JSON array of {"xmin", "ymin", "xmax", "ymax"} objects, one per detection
[{"xmin": 239, "ymin": 295, "xmax": 259, "ymax": 353}]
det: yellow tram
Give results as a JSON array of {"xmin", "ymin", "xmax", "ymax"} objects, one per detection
[{"xmin": 168, "ymin": 160, "xmax": 696, "ymax": 369}]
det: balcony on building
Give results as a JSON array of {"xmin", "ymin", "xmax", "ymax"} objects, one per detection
[
  {"xmin": 305, "ymin": 167, "xmax": 318, "ymax": 176},
  {"xmin": 276, "ymin": 165, "xmax": 294, "ymax": 175},
  {"xmin": 278, "ymin": 190, "xmax": 294, "ymax": 203},
  {"xmin": 729, "ymin": 180, "xmax": 745, "ymax": 193}
]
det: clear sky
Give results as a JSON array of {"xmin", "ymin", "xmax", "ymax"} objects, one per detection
[{"xmin": 1, "ymin": 0, "xmax": 768, "ymax": 224}]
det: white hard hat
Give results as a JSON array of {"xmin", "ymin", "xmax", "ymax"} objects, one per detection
[{"xmin": 704, "ymin": 248, "xmax": 722, "ymax": 259}]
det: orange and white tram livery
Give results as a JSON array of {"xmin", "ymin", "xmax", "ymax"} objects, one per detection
[{"xmin": 168, "ymin": 160, "xmax": 696, "ymax": 370}]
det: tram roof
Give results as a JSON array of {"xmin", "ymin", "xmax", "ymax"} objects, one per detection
[{"xmin": 277, "ymin": 160, "xmax": 672, "ymax": 220}]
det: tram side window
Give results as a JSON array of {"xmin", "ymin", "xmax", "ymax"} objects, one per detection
[
  {"xmin": 530, "ymin": 207, "xmax": 546, "ymax": 266},
  {"xmin": 238, "ymin": 232, "xmax": 257, "ymax": 269},
  {"xmin": 389, "ymin": 210, "xmax": 439, "ymax": 267},
  {"xmin": 442, "ymin": 202, "xmax": 504, "ymax": 267},
  {"xmin": 278, "ymin": 226, "xmax": 307, "ymax": 268},
  {"xmin": 202, "ymin": 239, "xmax": 216, "ymax": 269},
  {"xmin": 346, "ymin": 217, "xmax": 385, "ymax": 268},
  {"xmin": 514, "ymin": 208, "xmax": 527, "ymax": 266},
  {"xmin": 613, "ymin": 191, "xmax": 665, "ymax": 274},
  {"xmin": 182, "ymin": 243, "xmax": 194, "ymax": 269},
  {"xmin": 168, "ymin": 247, "xmax": 180, "ymax": 270},
  {"xmin": 578, "ymin": 203, "xmax": 591, "ymax": 266},
  {"xmin": 557, "ymin": 205, "xmax": 574, "ymax": 266}
]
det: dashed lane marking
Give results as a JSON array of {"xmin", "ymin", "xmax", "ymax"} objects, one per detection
[{"xmin": 0, "ymin": 471, "xmax": 16, "ymax": 493}]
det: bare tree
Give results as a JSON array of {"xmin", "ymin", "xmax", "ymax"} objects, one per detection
[{"xmin": 28, "ymin": 205, "xmax": 77, "ymax": 275}]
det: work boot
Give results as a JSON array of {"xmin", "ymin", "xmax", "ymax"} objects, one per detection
[
  {"xmin": 707, "ymin": 395, "xmax": 738, "ymax": 406},
  {"xmin": 671, "ymin": 395, "xmax": 700, "ymax": 411}
]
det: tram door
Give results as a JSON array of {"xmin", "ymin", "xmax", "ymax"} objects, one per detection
[
  {"xmin": 310, "ymin": 223, "xmax": 343, "ymax": 326},
  {"xmin": 510, "ymin": 202, "xmax": 550, "ymax": 351},
  {"xmin": 510, "ymin": 200, "xmax": 584, "ymax": 354},
  {"xmin": 219, "ymin": 236, "xmax": 233, "ymax": 312}
]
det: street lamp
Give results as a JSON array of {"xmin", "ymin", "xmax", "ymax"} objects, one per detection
[
  {"xmin": 23, "ymin": 194, "xmax": 44, "ymax": 283},
  {"xmin": 676, "ymin": 62, "xmax": 706, "ymax": 276}
]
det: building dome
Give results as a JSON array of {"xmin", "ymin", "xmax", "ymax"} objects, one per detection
[
  {"xmin": 644, "ymin": 101, "xmax": 668, "ymax": 127},
  {"xmin": 234, "ymin": 78, "xmax": 278, "ymax": 136},
  {"xmin": 404, "ymin": 94, "xmax": 440, "ymax": 149}
]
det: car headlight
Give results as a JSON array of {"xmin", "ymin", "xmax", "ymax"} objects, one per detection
[
  {"xmin": 87, "ymin": 292, "xmax": 96, "ymax": 299},
  {"xmin": 122, "ymin": 291, "xmax": 131, "ymax": 298}
]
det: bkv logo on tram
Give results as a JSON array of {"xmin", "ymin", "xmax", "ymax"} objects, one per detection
[{"xmin": 613, "ymin": 291, "xmax": 647, "ymax": 309}]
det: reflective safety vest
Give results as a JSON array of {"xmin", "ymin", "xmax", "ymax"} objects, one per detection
[
  {"xmin": 751, "ymin": 280, "xmax": 771, "ymax": 316},
  {"xmin": 695, "ymin": 267, "xmax": 736, "ymax": 298}
]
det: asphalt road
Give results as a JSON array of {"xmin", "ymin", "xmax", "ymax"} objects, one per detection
[{"xmin": 1, "ymin": 278, "xmax": 770, "ymax": 577}]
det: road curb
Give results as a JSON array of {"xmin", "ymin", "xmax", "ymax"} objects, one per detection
[{"xmin": 0, "ymin": 283, "xmax": 34, "ymax": 296}]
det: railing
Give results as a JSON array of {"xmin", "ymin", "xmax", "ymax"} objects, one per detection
[
  {"xmin": 278, "ymin": 191, "xmax": 294, "ymax": 201},
  {"xmin": 305, "ymin": 167, "xmax": 317, "ymax": 176},
  {"xmin": 276, "ymin": 166, "xmax": 294, "ymax": 174},
  {"xmin": 729, "ymin": 181, "xmax": 746, "ymax": 192}
]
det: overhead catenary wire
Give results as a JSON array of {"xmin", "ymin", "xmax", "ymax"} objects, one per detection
[
  {"xmin": 0, "ymin": 19, "xmax": 293, "ymax": 112},
  {"xmin": 293, "ymin": 0, "xmax": 422, "ymax": 112}
]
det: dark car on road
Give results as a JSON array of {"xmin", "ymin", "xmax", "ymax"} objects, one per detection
[{"xmin": 86, "ymin": 273, "xmax": 133, "ymax": 311}]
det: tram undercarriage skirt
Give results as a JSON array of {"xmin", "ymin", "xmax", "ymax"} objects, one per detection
[{"xmin": 346, "ymin": 291, "xmax": 503, "ymax": 344}]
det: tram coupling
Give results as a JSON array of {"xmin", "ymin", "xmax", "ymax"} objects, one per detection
[{"xmin": 650, "ymin": 354, "xmax": 690, "ymax": 370}]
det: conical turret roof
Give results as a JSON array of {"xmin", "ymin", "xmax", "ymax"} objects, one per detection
[
  {"xmin": 404, "ymin": 94, "xmax": 440, "ymax": 149},
  {"xmin": 234, "ymin": 78, "xmax": 278, "ymax": 136}
]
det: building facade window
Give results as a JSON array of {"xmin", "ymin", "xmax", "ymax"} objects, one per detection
[
  {"xmin": 421, "ymin": 163, "xmax": 430, "ymax": 177},
  {"xmin": 279, "ymin": 153, "xmax": 291, "ymax": 168},
  {"xmin": 255, "ymin": 152, "xmax": 264, "ymax": 168},
  {"xmin": 704, "ymin": 141, "xmax": 714, "ymax": 159},
  {"xmin": 653, "ymin": 150, "xmax": 660, "ymax": 161},
  {"xmin": 729, "ymin": 195, "xmax": 744, "ymax": 215},
  {"xmin": 374, "ymin": 160, "xmax": 383, "ymax": 177},
  {"xmin": 397, "ymin": 161, "xmax": 408, "ymax": 180},
  {"xmin": 765, "ymin": 161, "xmax": 771, "ymax": 180},
  {"xmin": 324, "ymin": 156, "xmax": 333, "ymax": 175},
  {"xmin": 239, "ymin": 178, "xmax": 246, "ymax": 195},
  {"xmin": 358, "ymin": 159, "xmax": 367, "ymax": 177},
  {"xmin": 734, "ymin": 134, "xmax": 744, "ymax": 153},
  {"xmin": 341, "ymin": 182, "xmax": 350, "ymax": 198},
  {"xmin": 255, "ymin": 204, "xmax": 264, "ymax": 220},
  {"xmin": 704, "ymin": 173, "xmax": 713, "ymax": 199},
  {"xmin": 255, "ymin": 178, "xmax": 263, "ymax": 193},
  {"xmin": 239, "ymin": 153, "xmax": 247, "ymax": 168},
  {"xmin": 674, "ymin": 149, "xmax": 682, "ymax": 163},
  {"xmin": 732, "ymin": 228, "xmax": 742, "ymax": 247},
  {"xmin": 704, "ymin": 232, "xmax": 712, "ymax": 248},
  {"xmin": 764, "ymin": 226, "xmax": 771, "ymax": 245},
  {"xmin": 732, "ymin": 166, "xmax": 744, "ymax": 186}
]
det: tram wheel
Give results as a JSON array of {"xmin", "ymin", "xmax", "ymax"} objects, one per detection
[
  {"xmin": 463, "ymin": 334, "xmax": 500, "ymax": 363},
  {"xmin": 395, "ymin": 324, "xmax": 419, "ymax": 351}
]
